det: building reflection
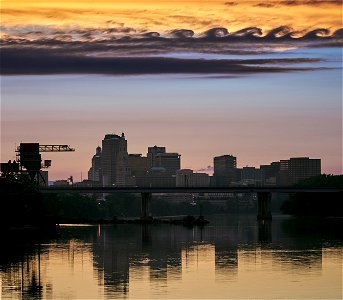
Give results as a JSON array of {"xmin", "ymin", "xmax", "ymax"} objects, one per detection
[
  {"xmin": 258, "ymin": 220, "xmax": 272, "ymax": 242},
  {"xmin": 0, "ymin": 243, "xmax": 45, "ymax": 299},
  {"xmin": 0, "ymin": 216, "xmax": 341, "ymax": 299}
]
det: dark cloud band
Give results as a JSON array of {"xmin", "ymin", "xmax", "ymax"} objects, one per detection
[{"xmin": 0, "ymin": 48, "xmax": 322, "ymax": 75}]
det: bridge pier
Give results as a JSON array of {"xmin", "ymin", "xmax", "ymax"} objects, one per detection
[
  {"xmin": 141, "ymin": 192, "xmax": 152, "ymax": 220},
  {"xmin": 257, "ymin": 192, "xmax": 272, "ymax": 220}
]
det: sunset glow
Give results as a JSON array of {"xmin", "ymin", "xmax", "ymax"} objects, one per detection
[
  {"xmin": 1, "ymin": 0, "xmax": 342, "ymax": 180},
  {"xmin": 1, "ymin": 0, "xmax": 342, "ymax": 35}
]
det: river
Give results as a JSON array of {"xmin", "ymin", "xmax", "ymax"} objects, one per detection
[{"xmin": 0, "ymin": 214, "xmax": 342, "ymax": 299}]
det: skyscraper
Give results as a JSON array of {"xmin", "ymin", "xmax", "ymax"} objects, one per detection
[
  {"xmin": 101, "ymin": 133, "xmax": 129, "ymax": 186},
  {"xmin": 88, "ymin": 146, "xmax": 102, "ymax": 182},
  {"xmin": 213, "ymin": 155, "xmax": 237, "ymax": 186}
]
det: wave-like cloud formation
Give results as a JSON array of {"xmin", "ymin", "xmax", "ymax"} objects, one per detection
[
  {"xmin": 1, "ymin": 25, "xmax": 341, "ymax": 76},
  {"xmin": 1, "ymin": 26, "xmax": 343, "ymax": 42}
]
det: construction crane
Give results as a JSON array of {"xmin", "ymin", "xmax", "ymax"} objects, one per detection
[{"xmin": 14, "ymin": 143, "xmax": 75, "ymax": 185}]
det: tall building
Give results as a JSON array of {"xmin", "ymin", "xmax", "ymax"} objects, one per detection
[
  {"xmin": 101, "ymin": 133, "xmax": 130, "ymax": 186},
  {"xmin": 88, "ymin": 146, "xmax": 102, "ymax": 182},
  {"xmin": 147, "ymin": 146, "xmax": 180, "ymax": 176},
  {"xmin": 213, "ymin": 155, "xmax": 237, "ymax": 186}
]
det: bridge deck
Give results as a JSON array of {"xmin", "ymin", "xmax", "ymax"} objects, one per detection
[{"xmin": 41, "ymin": 186, "xmax": 343, "ymax": 194}]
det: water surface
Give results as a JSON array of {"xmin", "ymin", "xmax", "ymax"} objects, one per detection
[{"xmin": 1, "ymin": 214, "xmax": 342, "ymax": 299}]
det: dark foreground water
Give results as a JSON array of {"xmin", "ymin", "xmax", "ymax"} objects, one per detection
[{"xmin": 0, "ymin": 214, "xmax": 342, "ymax": 299}]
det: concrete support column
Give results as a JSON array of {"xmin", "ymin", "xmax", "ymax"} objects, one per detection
[
  {"xmin": 141, "ymin": 192, "xmax": 152, "ymax": 220},
  {"xmin": 257, "ymin": 192, "xmax": 272, "ymax": 220}
]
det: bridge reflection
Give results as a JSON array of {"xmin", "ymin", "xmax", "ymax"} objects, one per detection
[{"xmin": 42, "ymin": 186, "xmax": 343, "ymax": 220}]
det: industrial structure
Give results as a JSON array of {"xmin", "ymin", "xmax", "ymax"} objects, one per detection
[
  {"xmin": 0, "ymin": 143, "xmax": 75, "ymax": 186},
  {"xmin": 0, "ymin": 142, "xmax": 75, "ymax": 236}
]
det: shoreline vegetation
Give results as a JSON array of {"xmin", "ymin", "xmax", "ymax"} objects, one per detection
[{"xmin": 280, "ymin": 175, "xmax": 343, "ymax": 217}]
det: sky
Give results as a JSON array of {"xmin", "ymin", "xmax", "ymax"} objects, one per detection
[{"xmin": 1, "ymin": 0, "xmax": 342, "ymax": 180}]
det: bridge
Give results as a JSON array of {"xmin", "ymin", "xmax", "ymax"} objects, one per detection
[{"xmin": 41, "ymin": 186, "xmax": 343, "ymax": 220}]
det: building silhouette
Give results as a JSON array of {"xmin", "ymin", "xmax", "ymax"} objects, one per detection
[
  {"xmin": 261, "ymin": 157, "xmax": 321, "ymax": 185},
  {"xmin": 86, "ymin": 133, "xmax": 321, "ymax": 188},
  {"xmin": 260, "ymin": 162, "xmax": 281, "ymax": 186},
  {"xmin": 101, "ymin": 133, "xmax": 130, "ymax": 187},
  {"xmin": 88, "ymin": 146, "xmax": 102, "ymax": 183},
  {"xmin": 176, "ymin": 169, "xmax": 210, "ymax": 187},
  {"xmin": 128, "ymin": 154, "xmax": 148, "ymax": 178},
  {"xmin": 147, "ymin": 146, "xmax": 166, "ymax": 168},
  {"xmin": 283, "ymin": 157, "xmax": 321, "ymax": 185},
  {"xmin": 213, "ymin": 155, "xmax": 237, "ymax": 186},
  {"xmin": 239, "ymin": 166, "xmax": 264, "ymax": 186},
  {"xmin": 147, "ymin": 146, "xmax": 180, "ymax": 176}
]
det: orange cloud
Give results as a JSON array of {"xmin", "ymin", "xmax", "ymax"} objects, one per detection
[{"xmin": 1, "ymin": 0, "xmax": 341, "ymax": 34}]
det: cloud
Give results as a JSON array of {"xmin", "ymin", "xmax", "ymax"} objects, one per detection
[
  {"xmin": 333, "ymin": 28, "xmax": 343, "ymax": 38},
  {"xmin": 279, "ymin": 0, "xmax": 342, "ymax": 6},
  {"xmin": 254, "ymin": 3, "xmax": 276, "ymax": 8},
  {"xmin": 265, "ymin": 26, "xmax": 294, "ymax": 39},
  {"xmin": 170, "ymin": 29, "xmax": 195, "ymax": 38},
  {"xmin": 231, "ymin": 27, "xmax": 263, "ymax": 38},
  {"xmin": 301, "ymin": 28, "xmax": 330, "ymax": 39},
  {"xmin": 1, "ymin": 24, "xmax": 341, "ymax": 76},
  {"xmin": 253, "ymin": 0, "xmax": 342, "ymax": 8},
  {"xmin": 252, "ymin": 0, "xmax": 341, "ymax": 8},
  {"xmin": 2, "ymin": 25, "xmax": 340, "ymax": 44},
  {"xmin": 202, "ymin": 27, "xmax": 229, "ymax": 39},
  {"xmin": 0, "ymin": 47, "xmax": 323, "ymax": 76},
  {"xmin": 224, "ymin": 1, "xmax": 239, "ymax": 6},
  {"xmin": 196, "ymin": 166, "xmax": 214, "ymax": 174}
]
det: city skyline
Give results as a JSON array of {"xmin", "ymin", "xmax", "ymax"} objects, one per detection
[
  {"xmin": 85, "ymin": 133, "xmax": 321, "ymax": 186},
  {"xmin": 0, "ymin": 129, "xmax": 338, "ymax": 182}
]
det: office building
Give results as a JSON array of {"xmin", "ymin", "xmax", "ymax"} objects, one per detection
[
  {"xmin": 176, "ymin": 169, "xmax": 210, "ymax": 187},
  {"xmin": 176, "ymin": 169, "xmax": 193, "ymax": 187},
  {"xmin": 128, "ymin": 154, "xmax": 148, "ymax": 177},
  {"xmin": 101, "ymin": 133, "xmax": 130, "ymax": 186},
  {"xmin": 240, "ymin": 167, "xmax": 264, "ymax": 186},
  {"xmin": 137, "ymin": 167, "xmax": 176, "ymax": 187},
  {"xmin": 213, "ymin": 155, "xmax": 237, "ymax": 186},
  {"xmin": 147, "ymin": 146, "xmax": 166, "ymax": 168},
  {"xmin": 287, "ymin": 157, "xmax": 321, "ymax": 184},
  {"xmin": 147, "ymin": 146, "xmax": 181, "ymax": 176},
  {"xmin": 262, "ymin": 157, "xmax": 321, "ymax": 185},
  {"xmin": 260, "ymin": 162, "xmax": 281, "ymax": 186}
]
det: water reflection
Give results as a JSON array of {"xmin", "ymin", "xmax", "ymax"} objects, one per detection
[{"xmin": 1, "ymin": 215, "xmax": 342, "ymax": 299}]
